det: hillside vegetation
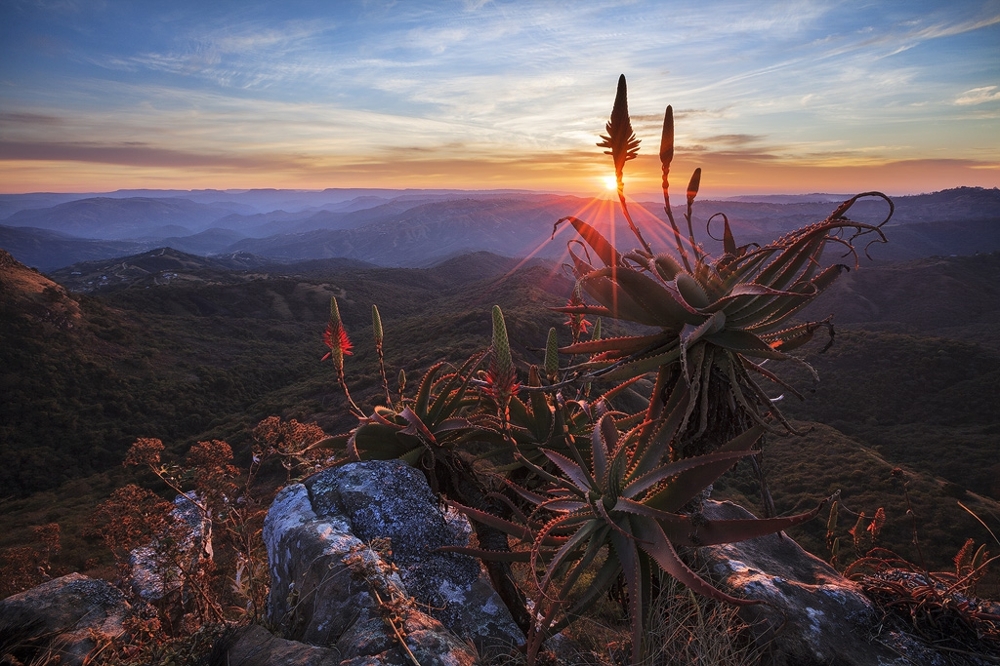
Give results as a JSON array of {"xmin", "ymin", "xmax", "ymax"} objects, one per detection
[{"xmin": 1, "ymin": 246, "xmax": 999, "ymax": 585}]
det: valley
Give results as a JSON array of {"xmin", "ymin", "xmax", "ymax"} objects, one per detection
[{"xmin": 1, "ymin": 187, "xmax": 999, "ymax": 592}]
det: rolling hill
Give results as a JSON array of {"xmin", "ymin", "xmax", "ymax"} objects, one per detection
[{"xmin": 2, "ymin": 187, "xmax": 998, "ymax": 272}]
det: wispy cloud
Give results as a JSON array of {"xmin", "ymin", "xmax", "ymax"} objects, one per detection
[
  {"xmin": 955, "ymin": 86, "xmax": 1000, "ymax": 106},
  {"xmin": 2, "ymin": 0, "xmax": 998, "ymax": 194}
]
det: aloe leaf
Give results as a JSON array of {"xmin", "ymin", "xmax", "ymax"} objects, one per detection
[
  {"xmin": 556, "ymin": 544, "xmax": 620, "ymax": 630},
  {"xmin": 350, "ymin": 423, "xmax": 418, "ymax": 459},
  {"xmin": 538, "ymin": 520, "xmax": 601, "ymax": 594},
  {"xmin": 559, "ymin": 215, "xmax": 621, "ymax": 267},
  {"xmin": 744, "ymin": 357, "xmax": 806, "ymax": 400},
  {"xmin": 692, "ymin": 500, "xmax": 827, "ymax": 546},
  {"xmin": 610, "ymin": 268, "xmax": 703, "ymax": 326},
  {"xmin": 632, "ymin": 518, "xmax": 757, "ymax": 606},
  {"xmin": 552, "ymin": 304, "xmax": 614, "ymax": 318},
  {"xmin": 702, "ymin": 328, "xmax": 787, "ymax": 359},
  {"xmin": 591, "ymin": 414, "xmax": 616, "ymax": 488},
  {"xmin": 625, "ymin": 448, "xmax": 752, "ymax": 500},
  {"xmin": 764, "ymin": 319, "xmax": 832, "ymax": 353},
  {"xmin": 428, "ymin": 351, "xmax": 485, "ymax": 423},
  {"xmin": 642, "ymin": 449, "xmax": 758, "ymax": 512},
  {"xmin": 434, "ymin": 417, "xmax": 475, "ymax": 432},
  {"xmin": 559, "ymin": 333, "xmax": 668, "ymax": 356},
  {"xmin": 654, "ymin": 253, "xmax": 684, "ymax": 281},
  {"xmin": 708, "ymin": 283, "xmax": 810, "ymax": 317},
  {"xmin": 448, "ymin": 501, "xmax": 534, "ymax": 542},
  {"xmin": 675, "ymin": 272, "xmax": 710, "ymax": 309},
  {"xmin": 628, "ymin": 388, "xmax": 688, "ymax": 481},
  {"xmin": 609, "ymin": 525, "xmax": 644, "ymax": 665},
  {"xmin": 590, "ymin": 343, "xmax": 682, "ymax": 382},
  {"xmin": 580, "ymin": 271, "xmax": 664, "ymax": 326},
  {"xmin": 542, "ymin": 449, "xmax": 594, "ymax": 493},
  {"xmin": 399, "ymin": 406, "xmax": 438, "ymax": 445},
  {"xmin": 399, "ymin": 447, "xmax": 426, "ymax": 466},
  {"xmin": 414, "ymin": 362, "xmax": 446, "ymax": 415},
  {"xmin": 722, "ymin": 215, "xmax": 737, "ymax": 256},
  {"xmin": 529, "ymin": 391, "xmax": 554, "ymax": 442},
  {"xmin": 595, "ymin": 375, "xmax": 645, "ymax": 404}
]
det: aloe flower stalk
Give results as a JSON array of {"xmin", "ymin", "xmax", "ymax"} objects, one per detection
[
  {"xmin": 483, "ymin": 306, "xmax": 520, "ymax": 418},
  {"xmin": 372, "ymin": 305, "xmax": 392, "ymax": 406},
  {"xmin": 596, "ymin": 74, "xmax": 651, "ymax": 255},
  {"xmin": 323, "ymin": 296, "xmax": 362, "ymax": 417},
  {"xmin": 544, "ymin": 327, "xmax": 560, "ymax": 382}
]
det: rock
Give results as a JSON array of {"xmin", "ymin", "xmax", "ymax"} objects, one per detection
[
  {"xmin": 264, "ymin": 460, "xmax": 522, "ymax": 663},
  {"xmin": 0, "ymin": 572, "xmax": 129, "ymax": 666},
  {"xmin": 214, "ymin": 624, "xmax": 343, "ymax": 666},
  {"xmin": 130, "ymin": 491, "xmax": 213, "ymax": 602},
  {"xmin": 697, "ymin": 499, "xmax": 949, "ymax": 666}
]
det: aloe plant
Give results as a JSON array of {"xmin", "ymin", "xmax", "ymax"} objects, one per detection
[
  {"xmin": 555, "ymin": 75, "xmax": 893, "ymax": 458},
  {"xmin": 319, "ymin": 76, "xmax": 866, "ymax": 664},
  {"xmin": 448, "ymin": 393, "xmax": 826, "ymax": 664}
]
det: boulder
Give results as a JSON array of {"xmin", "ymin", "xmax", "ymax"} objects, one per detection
[
  {"xmin": 130, "ymin": 491, "xmax": 213, "ymax": 602},
  {"xmin": 213, "ymin": 624, "xmax": 343, "ymax": 666},
  {"xmin": 0, "ymin": 572, "xmax": 129, "ymax": 666},
  {"xmin": 263, "ymin": 460, "xmax": 523, "ymax": 663},
  {"xmin": 697, "ymin": 499, "xmax": 951, "ymax": 666}
]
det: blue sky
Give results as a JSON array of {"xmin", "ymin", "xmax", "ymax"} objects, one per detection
[{"xmin": 1, "ymin": 0, "xmax": 998, "ymax": 195}]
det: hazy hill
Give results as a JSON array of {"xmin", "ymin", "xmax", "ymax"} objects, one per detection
[
  {"xmin": 783, "ymin": 252, "xmax": 1000, "ymax": 500},
  {"xmin": 2, "ymin": 197, "xmax": 241, "ymax": 239},
  {"xmin": 0, "ymin": 224, "xmax": 145, "ymax": 271},
  {"xmin": 2, "ymin": 187, "xmax": 998, "ymax": 272}
]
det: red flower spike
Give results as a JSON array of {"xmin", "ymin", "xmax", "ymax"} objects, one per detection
[
  {"xmin": 322, "ymin": 321, "xmax": 353, "ymax": 367},
  {"xmin": 563, "ymin": 293, "xmax": 592, "ymax": 342}
]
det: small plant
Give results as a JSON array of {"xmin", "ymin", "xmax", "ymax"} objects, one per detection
[{"xmin": 0, "ymin": 522, "xmax": 61, "ymax": 598}]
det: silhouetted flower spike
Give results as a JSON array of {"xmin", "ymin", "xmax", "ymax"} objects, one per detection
[
  {"xmin": 685, "ymin": 167, "xmax": 703, "ymax": 260},
  {"xmin": 686, "ymin": 167, "xmax": 702, "ymax": 206},
  {"xmin": 660, "ymin": 105, "xmax": 692, "ymax": 271},
  {"xmin": 597, "ymin": 74, "xmax": 640, "ymax": 187}
]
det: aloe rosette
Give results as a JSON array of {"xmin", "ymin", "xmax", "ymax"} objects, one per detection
[
  {"xmin": 555, "ymin": 76, "xmax": 893, "ymax": 447},
  {"xmin": 448, "ymin": 394, "xmax": 827, "ymax": 664}
]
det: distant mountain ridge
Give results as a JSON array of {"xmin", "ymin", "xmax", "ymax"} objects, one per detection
[{"xmin": 1, "ymin": 187, "xmax": 997, "ymax": 271}]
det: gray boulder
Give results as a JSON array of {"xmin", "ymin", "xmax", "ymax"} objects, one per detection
[
  {"xmin": 130, "ymin": 491, "xmax": 213, "ymax": 602},
  {"xmin": 0, "ymin": 572, "xmax": 129, "ymax": 666},
  {"xmin": 698, "ymin": 499, "xmax": 953, "ymax": 666},
  {"xmin": 262, "ymin": 460, "xmax": 523, "ymax": 663}
]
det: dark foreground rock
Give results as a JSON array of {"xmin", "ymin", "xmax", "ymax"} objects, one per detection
[
  {"xmin": 0, "ymin": 572, "xmax": 129, "ymax": 666},
  {"xmin": 698, "ymin": 499, "xmax": 969, "ymax": 666},
  {"xmin": 249, "ymin": 459, "xmax": 523, "ymax": 665}
]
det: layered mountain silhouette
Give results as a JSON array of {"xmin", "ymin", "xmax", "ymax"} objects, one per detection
[{"xmin": 2, "ymin": 187, "xmax": 998, "ymax": 271}]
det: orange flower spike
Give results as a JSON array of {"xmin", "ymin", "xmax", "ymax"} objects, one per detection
[{"xmin": 322, "ymin": 296, "xmax": 353, "ymax": 370}]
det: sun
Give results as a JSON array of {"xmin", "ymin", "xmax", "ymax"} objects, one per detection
[{"xmin": 603, "ymin": 174, "xmax": 618, "ymax": 191}]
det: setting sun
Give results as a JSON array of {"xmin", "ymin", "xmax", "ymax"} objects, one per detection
[{"xmin": 603, "ymin": 174, "xmax": 618, "ymax": 191}]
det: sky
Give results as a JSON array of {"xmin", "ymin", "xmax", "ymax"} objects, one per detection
[{"xmin": 1, "ymin": 0, "xmax": 999, "ymax": 197}]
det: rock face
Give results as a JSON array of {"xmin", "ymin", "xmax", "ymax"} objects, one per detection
[
  {"xmin": 261, "ymin": 460, "xmax": 523, "ymax": 664},
  {"xmin": 0, "ymin": 572, "xmax": 129, "ymax": 666},
  {"xmin": 698, "ymin": 500, "xmax": 950, "ymax": 666}
]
